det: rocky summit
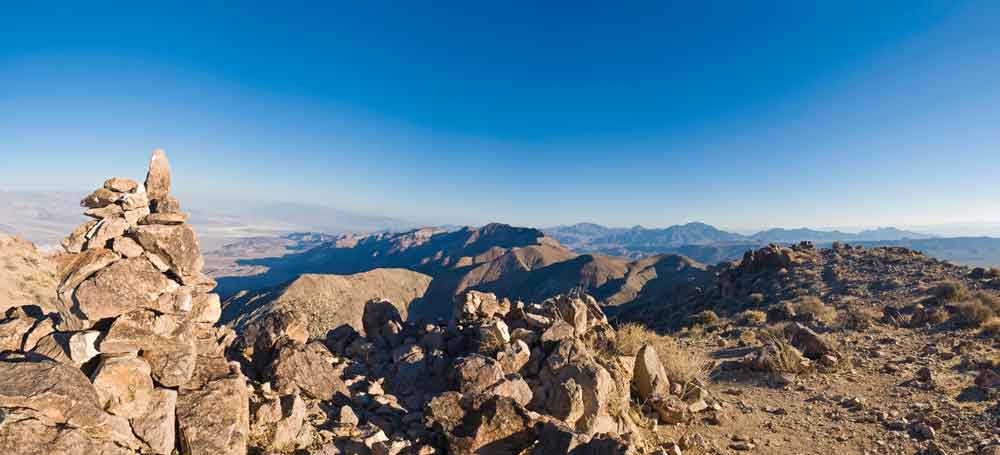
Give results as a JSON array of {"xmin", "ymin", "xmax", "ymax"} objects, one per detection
[{"xmin": 0, "ymin": 151, "xmax": 998, "ymax": 455}]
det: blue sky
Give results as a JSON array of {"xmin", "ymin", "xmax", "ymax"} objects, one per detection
[{"xmin": 2, "ymin": 1, "xmax": 999, "ymax": 230}]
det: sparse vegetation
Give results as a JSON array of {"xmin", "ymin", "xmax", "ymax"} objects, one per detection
[
  {"xmin": 931, "ymin": 280, "xmax": 967, "ymax": 303},
  {"xmin": 834, "ymin": 305, "xmax": 877, "ymax": 331},
  {"xmin": 953, "ymin": 292, "xmax": 1000, "ymax": 327},
  {"xmin": 616, "ymin": 323, "xmax": 709, "ymax": 387},
  {"xmin": 691, "ymin": 310, "xmax": 719, "ymax": 326},
  {"xmin": 788, "ymin": 295, "xmax": 836, "ymax": 324},
  {"xmin": 738, "ymin": 310, "xmax": 767, "ymax": 326},
  {"xmin": 981, "ymin": 317, "xmax": 1000, "ymax": 338}
]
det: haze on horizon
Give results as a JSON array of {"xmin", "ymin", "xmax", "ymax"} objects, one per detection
[{"xmin": 2, "ymin": 2, "xmax": 1000, "ymax": 232}]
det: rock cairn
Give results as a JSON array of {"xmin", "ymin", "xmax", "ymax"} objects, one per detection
[{"xmin": 0, "ymin": 149, "xmax": 248, "ymax": 454}]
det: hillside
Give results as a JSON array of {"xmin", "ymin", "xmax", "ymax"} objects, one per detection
[
  {"xmin": 222, "ymin": 268, "xmax": 433, "ymax": 338},
  {"xmin": 0, "ymin": 233, "xmax": 58, "ymax": 314}
]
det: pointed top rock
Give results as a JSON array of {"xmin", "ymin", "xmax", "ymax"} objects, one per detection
[{"xmin": 144, "ymin": 148, "xmax": 171, "ymax": 201}]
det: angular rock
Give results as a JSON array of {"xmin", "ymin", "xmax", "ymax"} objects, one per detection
[
  {"xmin": 189, "ymin": 292, "xmax": 222, "ymax": 324},
  {"xmin": 85, "ymin": 216, "xmax": 129, "ymax": 250},
  {"xmin": 80, "ymin": 187, "xmax": 120, "ymax": 208},
  {"xmin": 271, "ymin": 393, "xmax": 306, "ymax": 452},
  {"xmin": 130, "ymin": 387, "xmax": 177, "ymax": 454},
  {"xmin": 104, "ymin": 177, "xmax": 139, "ymax": 193},
  {"xmin": 497, "ymin": 339, "xmax": 531, "ymax": 375},
  {"xmin": 22, "ymin": 315, "xmax": 56, "ymax": 351},
  {"xmin": 145, "ymin": 148, "xmax": 171, "ymax": 201},
  {"xmin": 90, "ymin": 354, "xmax": 154, "ymax": 418},
  {"xmin": 632, "ymin": 344, "xmax": 670, "ymax": 401},
  {"xmin": 177, "ymin": 374, "xmax": 249, "ymax": 455},
  {"xmin": 134, "ymin": 224, "xmax": 204, "ymax": 282},
  {"xmin": 0, "ymin": 410, "xmax": 135, "ymax": 455},
  {"xmin": 453, "ymin": 290, "xmax": 510, "ymax": 323},
  {"xmin": 143, "ymin": 212, "xmax": 189, "ymax": 225},
  {"xmin": 61, "ymin": 220, "xmax": 99, "ymax": 253},
  {"xmin": 269, "ymin": 339, "xmax": 349, "ymax": 400},
  {"xmin": 112, "ymin": 236, "xmax": 144, "ymax": 258},
  {"xmin": 119, "ymin": 190, "xmax": 149, "ymax": 210},
  {"xmin": 124, "ymin": 206, "xmax": 151, "ymax": 228},
  {"xmin": 0, "ymin": 354, "xmax": 107, "ymax": 427},
  {"xmin": 84, "ymin": 203, "xmax": 124, "ymax": 219},
  {"xmin": 151, "ymin": 195, "xmax": 182, "ymax": 214},
  {"xmin": 0, "ymin": 308, "xmax": 38, "ymax": 352},
  {"xmin": 454, "ymin": 355, "xmax": 505, "ymax": 395},
  {"xmin": 74, "ymin": 256, "xmax": 178, "ymax": 320},
  {"xmin": 30, "ymin": 330, "xmax": 101, "ymax": 365}
]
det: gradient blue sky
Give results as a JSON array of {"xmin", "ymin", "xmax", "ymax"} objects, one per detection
[{"xmin": 2, "ymin": 1, "xmax": 999, "ymax": 230}]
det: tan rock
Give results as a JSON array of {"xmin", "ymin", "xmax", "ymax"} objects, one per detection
[
  {"xmin": 497, "ymin": 339, "xmax": 531, "ymax": 375},
  {"xmin": 0, "ymin": 410, "xmax": 135, "ymax": 455},
  {"xmin": 119, "ymin": 190, "xmax": 149, "ymax": 210},
  {"xmin": 56, "ymin": 247, "xmax": 120, "ymax": 296},
  {"xmin": 61, "ymin": 220, "xmax": 99, "ymax": 253},
  {"xmin": 90, "ymin": 354, "xmax": 154, "ymax": 418},
  {"xmin": 135, "ymin": 224, "xmax": 204, "ymax": 282},
  {"xmin": 80, "ymin": 187, "xmax": 120, "ymax": 208},
  {"xmin": 177, "ymin": 375, "xmax": 249, "ymax": 455},
  {"xmin": 143, "ymin": 212, "xmax": 189, "ymax": 225},
  {"xmin": 270, "ymin": 393, "xmax": 306, "ymax": 452},
  {"xmin": 74, "ymin": 256, "xmax": 179, "ymax": 320},
  {"xmin": 151, "ymin": 195, "xmax": 182, "ymax": 214},
  {"xmin": 112, "ymin": 236, "xmax": 144, "ymax": 258},
  {"xmin": 269, "ymin": 339, "xmax": 349, "ymax": 400},
  {"xmin": 0, "ymin": 308, "xmax": 38, "ymax": 352},
  {"xmin": 485, "ymin": 376, "xmax": 533, "ymax": 406},
  {"xmin": 145, "ymin": 148, "xmax": 171, "ymax": 201},
  {"xmin": 632, "ymin": 344, "xmax": 670, "ymax": 401},
  {"xmin": 189, "ymin": 292, "xmax": 222, "ymax": 324},
  {"xmin": 84, "ymin": 203, "xmax": 124, "ymax": 219},
  {"xmin": 455, "ymin": 355, "xmax": 505, "ymax": 395},
  {"xmin": 130, "ymin": 387, "xmax": 177, "ymax": 454},
  {"xmin": 0, "ymin": 354, "xmax": 107, "ymax": 428},
  {"xmin": 124, "ymin": 206, "xmax": 151, "ymax": 228},
  {"xmin": 22, "ymin": 315, "xmax": 56, "ymax": 351},
  {"xmin": 30, "ymin": 330, "xmax": 101, "ymax": 365},
  {"xmin": 85, "ymin": 216, "xmax": 129, "ymax": 250},
  {"xmin": 104, "ymin": 177, "xmax": 139, "ymax": 193}
]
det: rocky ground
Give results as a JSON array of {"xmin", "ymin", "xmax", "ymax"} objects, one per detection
[{"xmin": 0, "ymin": 151, "xmax": 997, "ymax": 455}]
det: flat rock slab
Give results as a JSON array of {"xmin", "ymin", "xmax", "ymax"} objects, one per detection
[{"xmin": 74, "ymin": 256, "xmax": 178, "ymax": 320}]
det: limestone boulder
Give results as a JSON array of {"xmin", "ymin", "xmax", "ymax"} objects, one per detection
[{"xmin": 134, "ymin": 224, "xmax": 204, "ymax": 282}]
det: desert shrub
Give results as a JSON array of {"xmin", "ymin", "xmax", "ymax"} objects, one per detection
[
  {"xmin": 974, "ymin": 291, "xmax": 1000, "ymax": 312},
  {"xmin": 691, "ymin": 310, "xmax": 719, "ymax": 326},
  {"xmin": 747, "ymin": 293, "xmax": 765, "ymax": 305},
  {"xmin": 954, "ymin": 300, "xmax": 996, "ymax": 328},
  {"xmin": 932, "ymin": 280, "xmax": 967, "ymax": 303},
  {"xmin": 615, "ymin": 323, "xmax": 709, "ymax": 386},
  {"xmin": 834, "ymin": 306, "xmax": 877, "ymax": 331},
  {"xmin": 738, "ymin": 310, "xmax": 767, "ymax": 326},
  {"xmin": 789, "ymin": 296, "xmax": 836, "ymax": 323},
  {"xmin": 927, "ymin": 308, "xmax": 950, "ymax": 325},
  {"xmin": 756, "ymin": 333, "xmax": 810, "ymax": 374},
  {"xmin": 981, "ymin": 317, "xmax": 1000, "ymax": 338},
  {"xmin": 988, "ymin": 268, "xmax": 1000, "ymax": 279}
]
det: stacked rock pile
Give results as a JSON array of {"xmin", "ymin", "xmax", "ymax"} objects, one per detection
[{"xmin": 0, "ymin": 149, "xmax": 248, "ymax": 454}]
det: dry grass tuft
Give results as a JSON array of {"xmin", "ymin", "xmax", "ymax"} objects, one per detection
[
  {"xmin": 954, "ymin": 292, "xmax": 1000, "ymax": 328},
  {"xmin": 616, "ymin": 323, "xmax": 709, "ymax": 386},
  {"xmin": 981, "ymin": 317, "xmax": 1000, "ymax": 338},
  {"xmin": 789, "ymin": 296, "xmax": 836, "ymax": 323},
  {"xmin": 691, "ymin": 310, "xmax": 720, "ymax": 326},
  {"xmin": 931, "ymin": 280, "xmax": 967, "ymax": 303},
  {"xmin": 738, "ymin": 310, "xmax": 767, "ymax": 326},
  {"xmin": 834, "ymin": 306, "xmax": 877, "ymax": 331}
]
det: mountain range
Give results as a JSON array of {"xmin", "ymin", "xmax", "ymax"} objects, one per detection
[{"xmin": 544, "ymin": 222, "xmax": 934, "ymax": 257}]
